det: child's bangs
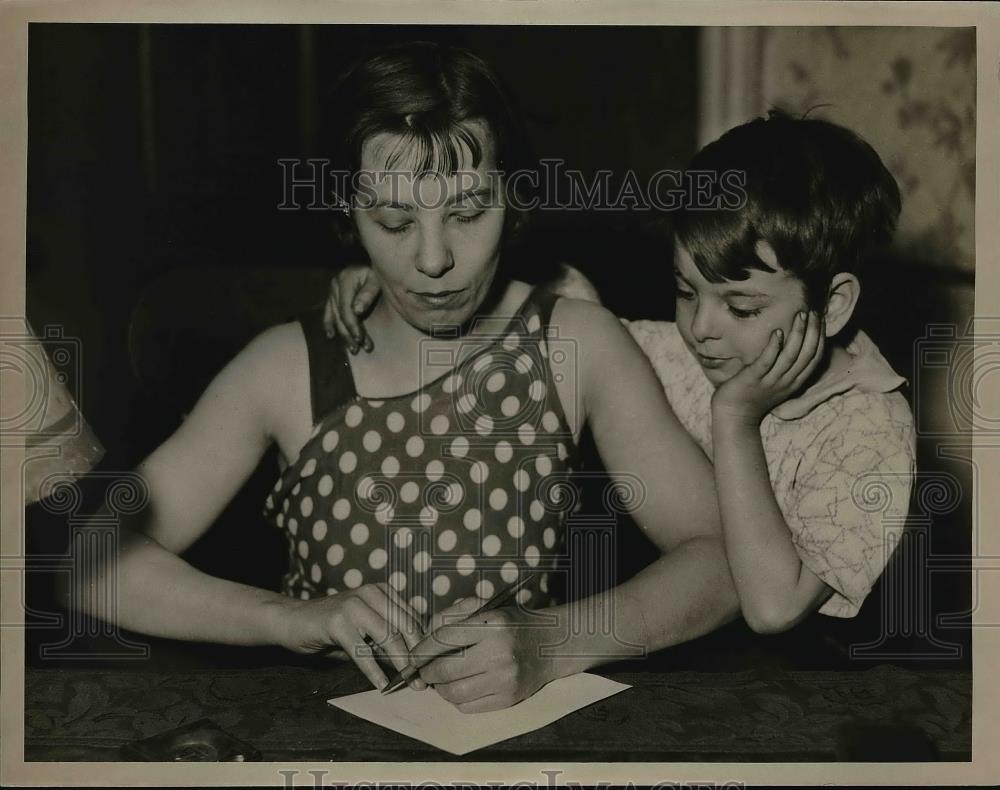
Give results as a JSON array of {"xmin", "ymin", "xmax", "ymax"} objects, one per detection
[
  {"xmin": 381, "ymin": 120, "xmax": 488, "ymax": 177},
  {"xmin": 678, "ymin": 210, "xmax": 772, "ymax": 285}
]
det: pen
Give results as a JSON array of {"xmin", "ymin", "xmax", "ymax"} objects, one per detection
[{"xmin": 380, "ymin": 572, "xmax": 536, "ymax": 695}]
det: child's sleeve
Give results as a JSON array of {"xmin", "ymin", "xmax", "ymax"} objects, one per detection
[{"xmin": 781, "ymin": 392, "xmax": 917, "ymax": 618}]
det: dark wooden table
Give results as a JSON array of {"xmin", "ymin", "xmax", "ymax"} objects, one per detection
[{"xmin": 24, "ymin": 649, "xmax": 970, "ymax": 762}]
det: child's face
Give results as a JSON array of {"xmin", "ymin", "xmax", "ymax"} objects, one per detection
[{"xmin": 674, "ymin": 241, "xmax": 812, "ymax": 386}]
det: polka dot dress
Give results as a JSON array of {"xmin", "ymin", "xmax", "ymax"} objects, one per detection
[{"xmin": 263, "ymin": 287, "xmax": 578, "ymax": 617}]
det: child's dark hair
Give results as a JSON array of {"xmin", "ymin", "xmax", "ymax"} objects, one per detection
[
  {"xmin": 673, "ymin": 109, "xmax": 902, "ymax": 310},
  {"xmin": 329, "ymin": 41, "xmax": 535, "ymax": 250}
]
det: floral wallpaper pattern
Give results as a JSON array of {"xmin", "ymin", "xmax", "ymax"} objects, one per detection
[{"xmin": 760, "ymin": 27, "xmax": 976, "ymax": 274}]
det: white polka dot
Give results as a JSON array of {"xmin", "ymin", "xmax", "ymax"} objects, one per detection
[
  {"xmin": 557, "ymin": 442, "xmax": 569, "ymax": 461},
  {"xmin": 400, "ymin": 481, "xmax": 419, "ymax": 503},
  {"xmin": 322, "ymin": 430, "xmax": 340, "ymax": 452},
  {"xmin": 265, "ymin": 494, "xmax": 274, "ymax": 510},
  {"xmin": 311, "ymin": 563, "xmax": 322, "ymax": 583},
  {"xmin": 356, "ymin": 475, "xmax": 375, "ymax": 501},
  {"xmin": 457, "ymin": 393, "xmax": 477, "ymax": 414},
  {"xmin": 542, "ymin": 411, "xmax": 559, "ymax": 432},
  {"xmin": 350, "ymin": 523, "xmax": 369, "ymax": 545},
  {"xmin": 381, "ymin": 455, "xmax": 400, "ymax": 478},
  {"xmin": 503, "ymin": 333, "xmax": 520, "ymax": 351},
  {"xmin": 540, "ymin": 573, "xmax": 550, "ymax": 593},
  {"xmin": 514, "ymin": 469, "xmax": 531, "ymax": 492},
  {"xmin": 535, "ymin": 455, "xmax": 552, "ymax": 476},
  {"xmin": 345, "ymin": 404, "xmax": 364, "ymax": 427},
  {"xmin": 406, "ymin": 435, "xmax": 424, "ymax": 457},
  {"xmin": 482, "ymin": 535, "xmax": 501, "ymax": 556},
  {"xmin": 368, "ymin": 400, "xmax": 384, "ymax": 408},
  {"xmin": 475, "ymin": 415, "xmax": 494, "ymax": 436},
  {"xmin": 413, "ymin": 551, "xmax": 431, "ymax": 573},
  {"xmin": 282, "ymin": 499, "xmax": 290, "ymax": 514},
  {"xmin": 363, "ymin": 430, "xmax": 382, "ymax": 453},
  {"xmin": 419, "ymin": 506, "xmax": 438, "ymax": 528},
  {"xmin": 425, "ymin": 459, "xmax": 444, "ymax": 481},
  {"xmin": 476, "ymin": 579, "xmax": 495, "ymax": 599},
  {"xmin": 327, "ymin": 544, "xmax": 345, "ymax": 568},
  {"xmin": 410, "ymin": 595, "xmax": 428, "ymax": 615},
  {"xmin": 529, "ymin": 380, "xmax": 546, "ymax": 402},
  {"xmin": 276, "ymin": 512, "xmax": 285, "ymax": 528},
  {"xmin": 472, "ymin": 353, "xmax": 493, "ymax": 372},
  {"xmin": 386, "ymin": 411, "xmax": 405, "ymax": 433},
  {"xmin": 332, "ymin": 498, "xmax": 351, "ymax": 520},
  {"xmin": 495, "ymin": 441, "xmax": 513, "ymax": 463},
  {"xmin": 438, "ymin": 529, "xmax": 458, "ymax": 552},
  {"xmin": 450, "ymin": 436, "xmax": 469, "ymax": 458},
  {"xmin": 456, "ymin": 555, "xmax": 476, "ymax": 575},
  {"xmin": 375, "ymin": 504, "xmax": 395, "ymax": 525},
  {"xmin": 344, "ymin": 568, "xmax": 363, "ymax": 589},
  {"xmin": 490, "ymin": 488, "xmax": 508, "ymax": 511},
  {"xmin": 525, "ymin": 545, "xmax": 540, "ymax": 567},
  {"xmin": 515, "ymin": 353, "xmax": 534, "ymax": 374},
  {"xmin": 300, "ymin": 590, "xmax": 311, "ymax": 600},
  {"xmin": 312, "ymin": 520, "xmax": 328, "ymax": 541},
  {"xmin": 470, "ymin": 460, "xmax": 489, "ymax": 485},
  {"xmin": 288, "ymin": 518, "xmax": 298, "ymax": 535},
  {"xmin": 432, "ymin": 575, "xmax": 451, "ymax": 596},
  {"xmin": 486, "ymin": 372, "xmax": 506, "ymax": 392},
  {"xmin": 501, "ymin": 396, "xmax": 520, "ymax": 417},
  {"xmin": 291, "ymin": 483, "xmax": 301, "ymax": 497},
  {"xmin": 507, "ymin": 516, "xmax": 525, "ymax": 538},
  {"xmin": 500, "ymin": 561, "xmax": 519, "ymax": 583},
  {"xmin": 389, "ymin": 571, "xmax": 407, "ymax": 591},
  {"xmin": 298, "ymin": 540, "xmax": 310, "ymax": 559},
  {"xmin": 518, "ymin": 424, "xmax": 536, "ymax": 445},
  {"xmin": 430, "ymin": 414, "xmax": 449, "ymax": 435},
  {"xmin": 411, "ymin": 393, "xmax": 431, "ymax": 413},
  {"xmin": 463, "ymin": 508, "xmax": 482, "ymax": 531},
  {"xmin": 517, "ymin": 588, "xmax": 531, "ymax": 604},
  {"xmin": 339, "ymin": 451, "xmax": 358, "ymax": 473},
  {"xmin": 300, "ymin": 497, "xmax": 314, "ymax": 517},
  {"xmin": 442, "ymin": 374, "xmax": 462, "ymax": 394},
  {"xmin": 325, "ymin": 587, "xmax": 338, "ymax": 596},
  {"xmin": 446, "ymin": 481, "xmax": 464, "ymax": 506},
  {"xmin": 394, "ymin": 527, "xmax": 413, "ymax": 548},
  {"xmin": 369, "ymin": 548, "xmax": 387, "ymax": 569},
  {"xmin": 530, "ymin": 500, "xmax": 545, "ymax": 520},
  {"xmin": 317, "ymin": 475, "xmax": 334, "ymax": 497},
  {"xmin": 301, "ymin": 458, "xmax": 317, "ymax": 477},
  {"xmin": 527, "ymin": 314, "xmax": 541, "ymax": 333},
  {"xmin": 543, "ymin": 527, "xmax": 556, "ymax": 549}
]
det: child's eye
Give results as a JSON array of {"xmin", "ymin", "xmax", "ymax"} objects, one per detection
[
  {"xmin": 378, "ymin": 222, "xmax": 412, "ymax": 235},
  {"xmin": 452, "ymin": 211, "xmax": 484, "ymax": 224},
  {"xmin": 727, "ymin": 305, "xmax": 762, "ymax": 319},
  {"xmin": 675, "ymin": 285, "xmax": 695, "ymax": 300}
]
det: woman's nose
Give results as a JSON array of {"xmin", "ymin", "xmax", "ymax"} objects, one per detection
[{"xmin": 415, "ymin": 225, "xmax": 454, "ymax": 278}]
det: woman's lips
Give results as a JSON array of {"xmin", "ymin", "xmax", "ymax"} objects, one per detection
[
  {"xmin": 696, "ymin": 352, "xmax": 731, "ymax": 369},
  {"xmin": 409, "ymin": 288, "xmax": 467, "ymax": 308}
]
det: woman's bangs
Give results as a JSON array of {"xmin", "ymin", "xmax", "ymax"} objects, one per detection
[{"xmin": 382, "ymin": 121, "xmax": 486, "ymax": 177}]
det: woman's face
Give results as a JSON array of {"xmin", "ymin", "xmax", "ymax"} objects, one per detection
[{"xmin": 352, "ymin": 122, "xmax": 506, "ymax": 334}]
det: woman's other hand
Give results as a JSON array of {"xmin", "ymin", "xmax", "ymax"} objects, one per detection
[
  {"xmin": 323, "ymin": 264, "xmax": 381, "ymax": 353},
  {"xmin": 411, "ymin": 597, "xmax": 556, "ymax": 713},
  {"xmin": 276, "ymin": 582, "xmax": 427, "ymax": 690}
]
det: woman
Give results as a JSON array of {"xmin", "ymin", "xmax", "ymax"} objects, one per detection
[{"xmin": 76, "ymin": 42, "xmax": 736, "ymax": 713}]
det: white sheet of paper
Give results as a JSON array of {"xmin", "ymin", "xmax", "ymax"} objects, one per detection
[{"xmin": 328, "ymin": 672, "xmax": 631, "ymax": 755}]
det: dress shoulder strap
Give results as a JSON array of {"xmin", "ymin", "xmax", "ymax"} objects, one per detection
[{"xmin": 298, "ymin": 307, "xmax": 358, "ymax": 425}]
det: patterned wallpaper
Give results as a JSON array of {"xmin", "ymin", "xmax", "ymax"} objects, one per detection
[{"xmin": 760, "ymin": 27, "xmax": 976, "ymax": 275}]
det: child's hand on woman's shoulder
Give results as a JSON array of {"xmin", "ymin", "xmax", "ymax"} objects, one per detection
[{"xmin": 711, "ymin": 310, "xmax": 825, "ymax": 426}]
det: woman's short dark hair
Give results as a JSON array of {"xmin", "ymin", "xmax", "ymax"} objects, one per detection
[
  {"xmin": 329, "ymin": 41, "xmax": 535, "ymax": 249},
  {"xmin": 673, "ymin": 109, "xmax": 902, "ymax": 309}
]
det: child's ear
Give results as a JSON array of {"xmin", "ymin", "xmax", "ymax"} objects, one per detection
[{"xmin": 822, "ymin": 273, "xmax": 861, "ymax": 337}]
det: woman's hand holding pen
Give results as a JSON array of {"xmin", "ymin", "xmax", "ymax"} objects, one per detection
[
  {"xmin": 272, "ymin": 582, "xmax": 427, "ymax": 691},
  {"xmin": 407, "ymin": 596, "xmax": 557, "ymax": 713}
]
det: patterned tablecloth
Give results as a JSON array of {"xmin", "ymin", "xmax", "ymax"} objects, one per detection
[{"xmin": 24, "ymin": 662, "xmax": 970, "ymax": 761}]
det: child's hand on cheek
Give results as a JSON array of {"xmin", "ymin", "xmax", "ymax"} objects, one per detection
[{"xmin": 711, "ymin": 310, "xmax": 825, "ymax": 427}]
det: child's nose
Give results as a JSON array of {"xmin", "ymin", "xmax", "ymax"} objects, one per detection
[
  {"xmin": 691, "ymin": 302, "xmax": 721, "ymax": 341},
  {"xmin": 415, "ymin": 225, "xmax": 454, "ymax": 279}
]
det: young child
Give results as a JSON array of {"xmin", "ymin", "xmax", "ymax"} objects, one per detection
[{"xmin": 326, "ymin": 110, "xmax": 916, "ymax": 633}]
